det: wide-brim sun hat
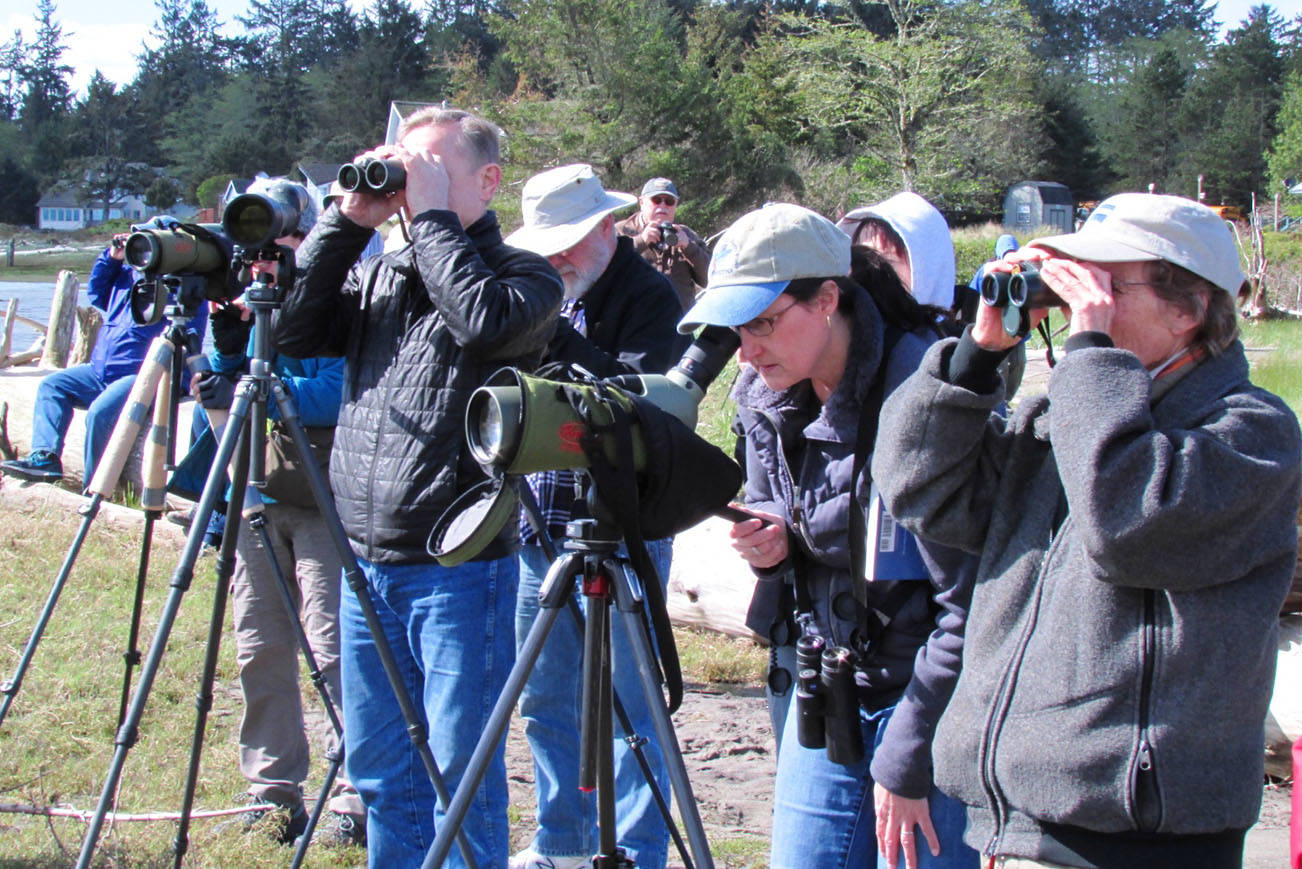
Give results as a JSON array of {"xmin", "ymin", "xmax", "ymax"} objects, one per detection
[
  {"xmin": 1031, "ymin": 192, "xmax": 1246, "ymax": 294},
  {"xmin": 678, "ymin": 203, "xmax": 850, "ymax": 333},
  {"xmin": 505, "ymin": 163, "xmax": 636, "ymax": 257}
]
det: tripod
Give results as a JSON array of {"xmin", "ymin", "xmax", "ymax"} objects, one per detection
[
  {"xmin": 72, "ymin": 249, "xmax": 479, "ymax": 869},
  {"xmin": 423, "ymin": 478, "xmax": 714, "ymax": 869},
  {"xmin": 0, "ymin": 289, "xmax": 206, "ymax": 733}
]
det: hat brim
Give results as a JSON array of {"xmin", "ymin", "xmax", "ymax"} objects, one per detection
[
  {"xmin": 1030, "ymin": 232, "xmax": 1162, "ymax": 264},
  {"xmin": 505, "ymin": 192, "xmax": 636, "ymax": 258},
  {"xmin": 677, "ymin": 281, "xmax": 789, "ymax": 334}
]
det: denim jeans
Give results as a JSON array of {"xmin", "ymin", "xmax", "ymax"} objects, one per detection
[
  {"xmin": 340, "ymin": 554, "xmax": 517, "ymax": 869},
  {"xmin": 770, "ymin": 695, "xmax": 978, "ymax": 869},
  {"xmin": 515, "ymin": 538, "xmax": 673, "ymax": 867},
  {"xmin": 31, "ymin": 364, "xmax": 135, "ymax": 480}
]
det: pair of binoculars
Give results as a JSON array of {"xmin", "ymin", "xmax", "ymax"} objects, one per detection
[
  {"xmin": 979, "ymin": 264, "xmax": 1061, "ymax": 337},
  {"xmin": 337, "ymin": 157, "xmax": 407, "ymax": 195},
  {"xmin": 795, "ymin": 634, "xmax": 865, "ymax": 766}
]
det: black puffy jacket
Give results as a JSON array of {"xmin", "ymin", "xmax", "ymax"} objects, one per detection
[{"xmin": 275, "ymin": 206, "xmax": 563, "ymax": 563}]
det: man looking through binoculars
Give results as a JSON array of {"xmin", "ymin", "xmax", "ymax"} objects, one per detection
[{"xmin": 273, "ymin": 107, "xmax": 563, "ymax": 868}]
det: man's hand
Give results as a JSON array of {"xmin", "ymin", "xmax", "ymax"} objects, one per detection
[
  {"xmin": 673, "ymin": 226, "xmax": 690, "ymax": 249},
  {"xmin": 109, "ymin": 234, "xmax": 127, "ymax": 261},
  {"xmin": 195, "ymin": 370, "xmax": 237, "ymax": 411},
  {"xmin": 640, "ymin": 223, "xmax": 663, "ymax": 248},
  {"xmin": 874, "ymin": 784, "xmax": 941, "ymax": 869},
  {"xmin": 401, "ymin": 145, "xmax": 452, "ymax": 216},
  {"xmin": 728, "ymin": 504, "xmax": 788, "ymax": 569},
  {"xmin": 338, "ymin": 146, "xmax": 406, "ymax": 228},
  {"xmin": 209, "ymin": 302, "xmax": 252, "ymax": 356}
]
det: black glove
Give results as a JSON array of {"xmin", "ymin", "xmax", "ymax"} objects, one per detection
[
  {"xmin": 210, "ymin": 305, "xmax": 252, "ymax": 356},
  {"xmin": 196, "ymin": 370, "xmax": 237, "ymax": 411}
]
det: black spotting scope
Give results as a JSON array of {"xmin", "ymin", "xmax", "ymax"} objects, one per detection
[{"xmin": 222, "ymin": 185, "xmax": 309, "ymax": 249}]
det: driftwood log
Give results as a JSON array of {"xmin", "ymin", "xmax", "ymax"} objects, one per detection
[
  {"xmin": 1266, "ymin": 614, "xmax": 1302, "ymax": 778},
  {"xmin": 1287, "ymin": 501, "xmax": 1302, "ymax": 616},
  {"xmin": 72, "ymin": 306, "xmax": 103, "ymax": 365},
  {"xmin": 39, "ymin": 270, "xmax": 79, "ymax": 369}
]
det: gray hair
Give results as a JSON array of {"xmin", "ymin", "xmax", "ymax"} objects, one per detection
[
  {"xmin": 247, "ymin": 175, "xmax": 320, "ymax": 237},
  {"xmin": 398, "ymin": 107, "xmax": 501, "ymax": 169},
  {"xmin": 1143, "ymin": 259, "xmax": 1239, "ymax": 356}
]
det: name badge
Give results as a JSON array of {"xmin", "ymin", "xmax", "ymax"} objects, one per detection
[{"xmin": 866, "ymin": 484, "xmax": 929, "ymax": 582}]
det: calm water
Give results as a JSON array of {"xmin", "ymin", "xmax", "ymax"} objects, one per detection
[
  {"xmin": 0, "ymin": 280, "xmax": 88, "ymax": 350},
  {"xmin": 0, "ymin": 280, "xmax": 213, "ymax": 354}
]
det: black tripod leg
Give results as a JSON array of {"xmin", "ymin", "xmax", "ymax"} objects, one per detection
[
  {"xmin": 116, "ymin": 512, "xmax": 153, "ymax": 728},
  {"xmin": 612, "ymin": 562, "xmax": 713, "ymax": 869},
  {"xmin": 269, "ymin": 380, "xmax": 478, "ymax": 868},
  {"xmin": 75, "ymin": 376, "xmax": 259, "ymax": 869},
  {"xmin": 421, "ymin": 553, "xmax": 584, "ymax": 869},
  {"xmin": 172, "ymin": 421, "xmax": 251, "ymax": 869}
]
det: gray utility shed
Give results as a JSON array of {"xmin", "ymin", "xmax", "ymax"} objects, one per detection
[{"xmin": 1004, "ymin": 181, "xmax": 1074, "ymax": 234}]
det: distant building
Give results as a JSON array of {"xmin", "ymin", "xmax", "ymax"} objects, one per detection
[
  {"xmin": 36, "ymin": 190, "xmax": 150, "ymax": 230},
  {"xmin": 1003, "ymin": 181, "xmax": 1074, "ymax": 234},
  {"xmin": 296, "ymin": 162, "xmax": 343, "ymax": 209},
  {"xmin": 386, "ymin": 100, "xmax": 442, "ymax": 145}
]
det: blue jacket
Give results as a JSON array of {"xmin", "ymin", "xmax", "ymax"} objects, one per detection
[
  {"xmin": 87, "ymin": 249, "xmax": 209, "ymax": 381},
  {"xmin": 210, "ymin": 342, "xmax": 344, "ymax": 428}
]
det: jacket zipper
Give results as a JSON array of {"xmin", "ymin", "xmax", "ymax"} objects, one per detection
[
  {"xmin": 1130, "ymin": 588, "xmax": 1163, "ymax": 832},
  {"xmin": 979, "ymin": 511, "xmax": 1067, "ymax": 855},
  {"xmin": 758, "ymin": 408, "xmax": 818, "ymax": 556}
]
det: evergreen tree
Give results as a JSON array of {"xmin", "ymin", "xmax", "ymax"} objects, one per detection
[
  {"xmin": 18, "ymin": 0, "xmax": 73, "ymax": 133},
  {"xmin": 0, "ymin": 31, "xmax": 26, "ymax": 122}
]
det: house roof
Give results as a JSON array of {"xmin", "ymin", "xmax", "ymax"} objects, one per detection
[
  {"xmin": 298, "ymin": 163, "xmax": 343, "ymax": 187},
  {"xmin": 37, "ymin": 190, "xmax": 82, "ymax": 207}
]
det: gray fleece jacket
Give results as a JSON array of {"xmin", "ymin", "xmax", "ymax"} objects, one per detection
[{"xmin": 872, "ymin": 333, "xmax": 1301, "ymax": 859}]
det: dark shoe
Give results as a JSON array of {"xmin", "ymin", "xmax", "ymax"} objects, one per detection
[
  {"xmin": 0, "ymin": 450, "xmax": 62, "ymax": 483},
  {"xmin": 215, "ymin": 793, "xmax": 308, "ymax": 845},
  {"xmin": 166, "ymin": 508, "xmax": 194, "ymax": 529},
  {"xmin": 296, "ymin": 809, "xmax": 366, "ymax": 849}
]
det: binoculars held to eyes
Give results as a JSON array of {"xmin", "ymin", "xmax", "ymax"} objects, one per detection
[
  {"xmin": 337, "ymin": 157, "xmax": 407, "ymax": 195},
  {"xmin": 979, "ymin": 264, "xmax": 1061, "ymax": 337}
]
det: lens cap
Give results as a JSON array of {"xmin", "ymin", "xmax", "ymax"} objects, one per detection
[{"xmin": 427, "ymin": 475, "xmax": 519, "ymax": 566}]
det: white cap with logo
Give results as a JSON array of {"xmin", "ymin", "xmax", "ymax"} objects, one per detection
[{"xmin": 1031, "ymin": 193, "xmax": 1246, "ymax": 294}]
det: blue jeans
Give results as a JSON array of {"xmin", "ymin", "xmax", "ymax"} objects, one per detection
[
  {"xmin": 340, "ymin": 554, "xmax": 517, "ymax": 869},
  {"xmin": 515, "ymin": 538, "xmax": 673, "ymax": 867},
  {"xmin": 31, "ymin": 364, "xmax": 135, "ymax": 479},
  {"xmin": 770, "ymin": 696, "xmax": 977, "ymax": 869}
]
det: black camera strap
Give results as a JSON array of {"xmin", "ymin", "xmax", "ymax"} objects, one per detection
[{"xmin": 564, "ymin": 381, "xmax": 685, "ymax": 714}]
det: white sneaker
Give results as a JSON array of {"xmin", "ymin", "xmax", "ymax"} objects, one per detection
[{"xmin": 507, "ymin": 848, "xmax": 590, "ymax": 869}]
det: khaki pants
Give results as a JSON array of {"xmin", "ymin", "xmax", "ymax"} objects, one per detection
[{"xmin": 232, "ymin": 500, "xmax": 361, "ymax": 815}]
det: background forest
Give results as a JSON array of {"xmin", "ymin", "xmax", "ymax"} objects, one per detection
[{"xmin": 2, "ymin": 0, "xmax": 1302, "ymax": 234}]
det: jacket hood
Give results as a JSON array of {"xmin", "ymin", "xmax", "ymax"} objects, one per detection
[{"xmin": 837, "ymin": 192, "xmax": 956, "ymax": 309}]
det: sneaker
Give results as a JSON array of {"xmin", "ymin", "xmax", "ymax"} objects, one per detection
[
  {"xmin": 166, "ymin": 508, "xmax": 194, "ymax": 529},
  {"xmin": 508, "ymin": 848, "xmax": 590, "ymax": 869},
  {"xmin": 0, "ymin": 450, "xmax": 62, "ymax": 483},
  {"xmin": 295, "ymin": 809, "xmax": 366, "ymax": 849},
  {"xmin": 215, "ymin": 793, "xmax": 308, "ymax": 845}
]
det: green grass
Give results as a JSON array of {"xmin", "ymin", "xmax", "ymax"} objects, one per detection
[
  {"xmin": 1241, "ymin": 317, "xmax": 1302, "ymax": 418},
  {"xmin": 0, "ymin": 501, "xmax": 362, "ymax": 868},
  {"xmin": 675, "ymin": 626, "xmax": 767, "ymax": 686},
  {"xmin": 0, "ymin": 247, "xmax": 99, "ymax": 283}
]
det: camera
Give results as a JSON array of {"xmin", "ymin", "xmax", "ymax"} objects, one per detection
[
  {"xmin": 337, "ymin": 157, "xmax": 406, "ymax": 195},
  {"xmin": 654, "ymin": 221, "xmax": 678, "ymax": 251},
  {"xmin": 111, "ymin": 236, "xmax": 125, "ymax": 251},
  {"xmin": 794, "ymin": 635, "xmax": 865, "ymax": 765},
  {"xmin": 979, "ymin": 264, "xmax": 1061, "ymax": 337}
]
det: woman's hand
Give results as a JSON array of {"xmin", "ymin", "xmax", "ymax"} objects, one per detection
[
  {"xmin": 972, "ymin": 247, "xmax": 1059, "ymax": 351},
  {"xmin": 874, "ymin": 783, "xmax": 940, "ymax": 869},
  {"xmin": 727, "ymin": 504, "xmax": 788, "ymax": 569},
  {"xmin": 1037, "ymin": 256, "xmax": 1117, "ymax": 338}
]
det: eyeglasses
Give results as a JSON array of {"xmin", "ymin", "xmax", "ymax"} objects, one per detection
[
  {"xmin": 1108, "ymin": 279, "xmax": 1153, "ymax": 294},
  {"xmin": 649, "ymin": 195, "xmax": 676, "ymax": 206},
  {"xmin": 734, "ymin": 299, "xmax": 800, "ymax": 337}
]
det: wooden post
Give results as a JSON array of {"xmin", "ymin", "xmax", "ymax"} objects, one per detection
[
  {"xmin": 5, "ymin": 238, "xmax": 12, "ymax": 267},
  {"xmin": 72, "ymin": 306, "xmax": 103, "ymax": 365},
  {"xmin": 40, "ymin": 270, "xmax": 79, "ymax": 369},
  {"xmin": 1, "ymin": 297, "xmax": 15, "ymax": 363}
]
